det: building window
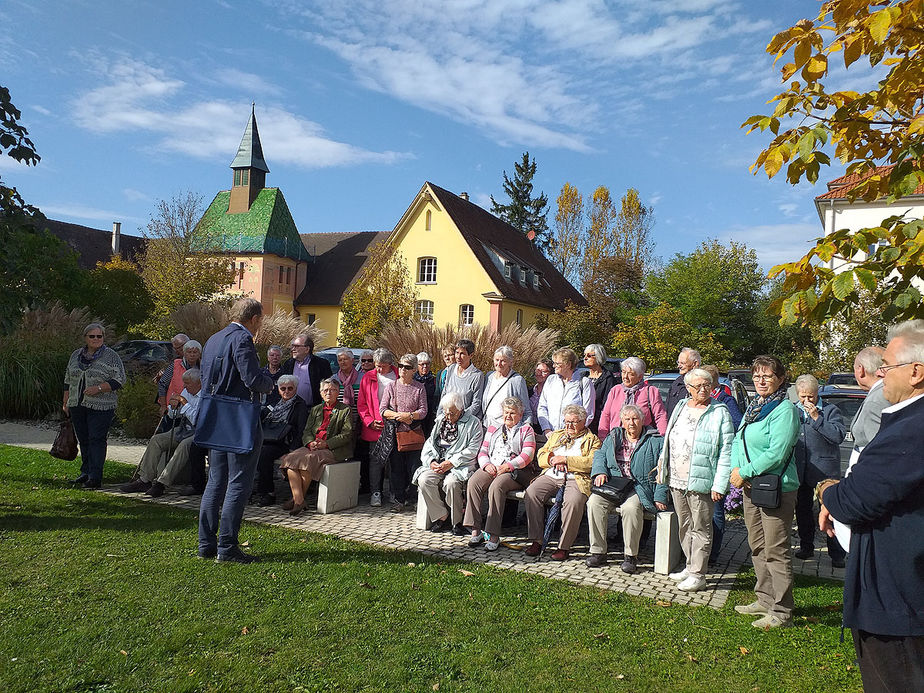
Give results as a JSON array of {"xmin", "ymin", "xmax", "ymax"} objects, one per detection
[
  {"xmin": 237, "ymin": 261, "xmax": 246, "ymax": 288},
  {"xmin": 425, "ymin": 210, "xmax": 432, "ymax": 231},
  {"xmin": 459, "ymin": 304, "xmax": 474, "ymax": 327},
  {"xmin": 242, "ymin": 169, "xmax": 249, "ymax": 186},
  {"xmin": 286, "ymin": 267, "xmax": 292, "ymax": 285},
  {"xmin": 516, "ymin": 309, "xmax": 523, "ymax": 326},
  {"xmin": 234, "ymin": 170, "xmax": 242, "ymax": 186},
  {"xmin": 278, "ymin": 266, "xmax": 284, "ymax": 284},
  {"xmin": 533, "ymin": 272, "xmax": 540, "ymax": 289},
  {"xmin": 417, "ymin": 257, "xmax": 437, "ymax": 283},
  {"xmin": 504, "ymin": 261, "xmax": 512, "ymax": 279},
  {"xmin": 520, "ymin": 266, "xmax": 528, "ymax": 285},
  {"xmin": 415, "ymin": 300, "xmax": 434, "ymax": 323}
]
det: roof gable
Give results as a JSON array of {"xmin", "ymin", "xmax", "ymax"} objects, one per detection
[
  {"xmin": 816, "ymin": 164, "xmax": 924, "ymax": 200},
  {"xmin": 41, "ymin": 219, "xmax": 146, "ymax": 270}
]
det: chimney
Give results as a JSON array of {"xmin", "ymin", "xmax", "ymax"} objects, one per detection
[
  {"xmin": 111, "ymin": 221, "xmax": 121, "ymax": 254},
  {"xmin": 459, "ymin": 191, "xmax": 469, "ymax": 201}
]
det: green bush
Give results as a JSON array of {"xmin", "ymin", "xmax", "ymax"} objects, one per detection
[{"xmin": 115, "ymin": 375, "xmax": 161, "ymax": 438}]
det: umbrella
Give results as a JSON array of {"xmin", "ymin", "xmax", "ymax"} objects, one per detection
[{"xmin": 537, "ymin": 475, "xmax": 568, "ymax": 560}]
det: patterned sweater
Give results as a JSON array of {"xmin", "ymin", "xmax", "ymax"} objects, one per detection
[{"xmin": 64, "ymin": 346, "xmax": 126, "ymax": 411}]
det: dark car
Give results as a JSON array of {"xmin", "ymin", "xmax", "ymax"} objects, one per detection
[
  {"xmin": 112, "ymin": 340, "xmax": 173, "ymax": 374},
  {"xmin": 646, "ymin": 371, "xmax": 750, "ymax": 413},
  {"xmin": 826, "ymin": 372, "xmax": 858, "ymax": 387},
  {"xmin": 314, "ymin": 347, "xmax": 368, "ymax": 374},
  {"xmin": 818, "ymin": 384, "xmax": 867, "ymax": 473},
  {"xmin": 727, "ymin": 368, "xmax": 755, "ymax": 397}
]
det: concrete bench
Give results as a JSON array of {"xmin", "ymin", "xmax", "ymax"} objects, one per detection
[{"xmin": 317, "ymin": 460, "xmax": 360, "ymax": 514}]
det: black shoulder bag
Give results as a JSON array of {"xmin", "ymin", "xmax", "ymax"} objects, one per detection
[{"xmin": 742, "ymin": 427, "xmax": 795, "ymax": 510}]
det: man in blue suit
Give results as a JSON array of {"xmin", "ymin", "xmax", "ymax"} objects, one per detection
[{"xmin": 196, "ymin": 298, "xmax": 274, "ymax": 563}]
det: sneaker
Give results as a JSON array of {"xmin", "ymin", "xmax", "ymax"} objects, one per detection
[
  {"xmin": 120, "ymin": 479, "xmax": 150, "ymax": 493},
  {"xmin": 145, "ymin": 481, "xmax": 165, "ymax": 498},
  {"xmin": 370, "ymin": 492, "xmax": 382, "ymax": 507},
  {"xmin": 734, "ymin": 601, "xmax": 768, "ymax": 615},
  {"xmin": 669, "ymin": 568, "xmax": 689, "ymax": 582},
  {"xmin": 585, "ymin": 553, "xmax": 608, "ymax": 568},
  {"xmin": 794, "ymin": 547, "xmax": 815, "ymax": 560},
  {"xmin": 429, "ymin": 518, "xmax": 450, "ymax": 533},
  {"xmin": 677, "ymin": 575, "xmax": 707, "ymax": 592},
  {"xmin": 751, "ymin": 613, "xmax": 791, "ymax": 629},
  {"xmin": 621, "ymin": 555, "xmax": 638, "ymax": 574},
  {"xmin": 216, "ymin": 547, "xmax": 258, "ymax": 564},
  {"xmin": 485, "ymin": 540, "xmax": 500, "ymax": 552},
  {"xmin": 468, "ymin": 533, "xmax": 485, "ymax": 547},
  {"xmin": 524, "ymin": 541, "xmax": 542, "ymax": 557}
]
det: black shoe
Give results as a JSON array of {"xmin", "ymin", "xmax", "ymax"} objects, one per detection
[
  {"xmin": 120, "ymin": 479, "xmax": 151, "ymax": 493},
  {"xmin": 178, "ymin": 485, "xmax": 203, "ymax": 496},
  {"xmin": 586, "ymin": 553, "xmax": 608, "ymax": 568},
  {"xmin": 794, "ymin": 547, "xmax": 815, "ymax": 560},
  {"xmin": 256, "ymin": 493, "xmax": 276, "ymax": 507},
  {"xmin": 72, "ymin": 473, "xmax": 89, "ymax": 486},
  {"xmin": 451, "ymin": 523, "xmax": 466, "ymax": 536},
  {"xmin": 621, "ymin": 555, "xmax": 637, "ymax": 574},
  {"xmin": 82, "ymin": 479, "xmax": 101, "ymax": 490},
  {"xmin": 197, "ymin": 548, "xmax": 217, "ymax": 560},
  {"xmin": 830, "ymin": 556, "xmax": 846, "ymax": 569},
  {"xmin": 145, "ymin": 481, "xmax": 165, "ymax": 498},
  {"xmin": 429, "ymin": 518, "xmax": 450, "ymax": 533},
  {"xmin": 216, "ymin": 547, "xmax": 258, "ymax": 564}
]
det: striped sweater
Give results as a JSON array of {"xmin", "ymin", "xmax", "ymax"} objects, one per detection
[{"xmin": 477, "ymin": 423, "xmax": 536, "ymax": 469}]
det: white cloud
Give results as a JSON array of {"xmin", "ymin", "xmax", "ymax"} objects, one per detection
[
  {"xmin": 31, "ymin": 104, "xmax": 51, "ymax": 116},
  {"xmin": 41, "ymin": 202, "xmax": 142, "ymax": 224},
  {"xmin": 72, "ymin": 57, "xmax": 409, "ymax": 169},
  {"xmin": 214, "ymin": 68, "xmax": 281, "ymax": 96},
  {"xmin": 122, "ymin": 187, "xmax": 150, "ymax": 202},
  {"xmin": 720, "ymin": 221, "xmax": 822, "ymax": 270}
]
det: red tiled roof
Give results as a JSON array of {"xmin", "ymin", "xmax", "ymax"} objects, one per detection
[{"xmin": 816, "ymin": 164, "xmax": 924, "ymax": 200}]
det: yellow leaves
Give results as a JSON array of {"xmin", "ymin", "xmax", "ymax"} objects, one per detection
[
  {"xmin": 458, "ymin": 569, "xmax": 475, "ymax": 577},
  {"xmin": 867, "ymin": 7, "xmax": 892, "ymax": 44},
  {"xmin": 909, "ymin": 115, "xmax": 924, "ymax": 136},
  {"xmin": 764, "ymin": 149, "xmax": 785, "ymax": 178},
  {"xmin": 739, "ymin": 646, "xmax": 750, "ymax": 656},
  {"xmin": 802, "ymin": 54, "xmax": 828, "ymax": 81}
]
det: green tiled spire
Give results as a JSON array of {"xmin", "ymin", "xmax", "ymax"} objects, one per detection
[{"xmin": 230, "ymin": 104, "xmax": 270, "ymax": 173}]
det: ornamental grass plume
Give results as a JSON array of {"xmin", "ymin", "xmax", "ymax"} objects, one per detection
[
  {"xmin": 374, "ymin": 321, "xmax": 560, "ymax": 378},
  {"xmin": 256, "ymin": 311, "xmax": 327, "ymax": 353}
]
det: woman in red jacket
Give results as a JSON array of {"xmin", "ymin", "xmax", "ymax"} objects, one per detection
[{"xmin": 357, "ymin": 348, "xmax": 398, "ymax": 507}]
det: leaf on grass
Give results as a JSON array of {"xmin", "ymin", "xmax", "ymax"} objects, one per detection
[
  {"xmin": 656, "ymin": 600, "xmax": 672, "ymax": 607},
  {"xmin": 593, "ymin": 632, "xmax": 609, "ymax": 640},
  {"xmin": 407, "ymin": 562, "xmax": 416, "ymax": 567},
  {"xmin": 360, "ymin": 581, "xmax": 375, "ymax": 590},
  {"xmin": 739, "ymin": 647, "xmax": 749, "ymax": 655},
  {"xmin": 458, "ymin": 569, "xmax": 474, "ymax": 577},
  {"xmin": 432, "ymin": 684, "xmax": 440, "ymax": 691},
  {"xmin": 686, "ymin": 653, "xmax": 698, "ymax": 663},
  {"xmin": 240, "ymin": 541, "xmax": 250, "ymax": 547},
  {"xmin": 241, "ymin": 627, "xmax": 249, "ymax": 635},
  {"xmin": 615, "ymin": 674, "xmax": 625, "ymax": 680},
  {"xmin": 119, "ymin": 650, "xmax": 128, "ymax": 656}
]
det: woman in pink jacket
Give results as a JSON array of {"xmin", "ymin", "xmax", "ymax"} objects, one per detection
[
  {"xmin": 598, "ymin": 356, "xmax": 667, "ymax": 440},
  {"xmin": 357, "ymin": 348, "xmax": 398, "ymax": 507}
]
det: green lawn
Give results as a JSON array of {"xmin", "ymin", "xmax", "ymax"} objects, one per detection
[{"xmin": 0, "ymin": 445, "xmax": 861, "ymax": 692}]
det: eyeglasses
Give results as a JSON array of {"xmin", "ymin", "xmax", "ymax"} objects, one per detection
[
  {"xmin": 361, "ymin": 358, "xmax": 374, "ymax": 363},
  {"xmin": 686, "ymin": 383, "xmax": 710, "ymax": 391},
  {"xmin": 563, "ymin": 420, "xmax": 581, "ymax": 427},
  {"xmin": 398, "ymin": 364, "xmax": 415, "ymax": 370},
  {"xmin": 278, "ymin": 386, "xmax": 295, "ymax": 391},
  {"xmin": 877, "ymin": 362, "xmax": 915, "ymax": 374},
  {"xmin": 86, "ymin": 334, "xmax": 104, "ymax": 339},
  {"xmin": 752, "ymin": 374, "xmax": 777, "ymax": 382},
  {"xmin": 290, "ymin": 343, "xmax": 306, "ymax": 349}
]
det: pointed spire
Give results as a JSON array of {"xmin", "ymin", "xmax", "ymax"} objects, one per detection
[{"xmin": 230, "ymin": 103, "xmax": 269, "ymax": 173}]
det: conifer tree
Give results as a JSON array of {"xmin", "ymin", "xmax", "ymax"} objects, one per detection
[{"xmin": 490, "ymin": 152, "xmax": 551, "ymax": 251}]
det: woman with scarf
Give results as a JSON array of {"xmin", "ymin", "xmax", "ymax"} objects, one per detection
[
  {"xmin": 729, "ymin": 355, "xmax": 800, "ymax": 629},
  {"xmin": 464, "ymin": 397, "xmax": 536, "ymax": 550},
  {"xmin": 280, "ymin": 378, "xmax": 353, "ymax": 516},
  {"xmin": 583, "ymin": 343, "xmax": 616, "ymax": 436},
  {"xmin": 62, "ymin": 323, "xmax": 126, "ymax": 489},
  {"xmin": 252, "ymin": 374, "xmax": 309, "ymax": 507},
  {"xmin": 380, "ymin": 353, "xmax": 428, "ymax": 513},
  {"xmin": 597, "ymin": 356, "xmax": 667, "ymax": 440}
]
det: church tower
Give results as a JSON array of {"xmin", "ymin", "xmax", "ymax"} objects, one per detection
[{"xmin": 228, "ymin": 104, "xmax": 270, "ymax": 214}]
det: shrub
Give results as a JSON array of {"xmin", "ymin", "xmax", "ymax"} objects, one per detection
[{"xmin": 115, "ymin": 375, "xmax": 161, "ymax": 439}]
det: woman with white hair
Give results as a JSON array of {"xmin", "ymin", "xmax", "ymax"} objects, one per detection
[
  {"xmin": 481, "ymin": 345, "xmax": 531, "ymax": 429},
  {"xmin": 158, "ymin": 339, "xmax": 202, "ymax": 411},
  {"xmin": 598, "ymin": 356, "xmax": 667, "ymax": 440},
  {"xmin": 414, "ymin": 351, "xmax": 438, "ymax": 435},
  {"xmin": 537, "ymin": 347, "xmax": 594, "ymax": 433},
  {"xmin": 262, "ymin": 345, "xmax": 286, "ymax": 406},
  {"xmin": 252, "ymin": 374, "xmax": 309, "ymax": 507},
  {"xmin": 417, "ymin": 391, "xmax": 484, "ymax": 534},
  {"xmin": 792, "ymin": 373, "xmax": 846, "ymax": 565},
  {"xmin": 524, "ymin": 404, "xmax": 602, "ymax": 560},
  {"xmin": 464, "ymin": 396, "xmax": 536, "ymax": 550},
  {"xmin": 583, "ymin": 343, "xmax": 616, "ymax": 436},
  {"xmin": 657, "ymin": 368, "xmax": 734, "ymax": 591},
  {"xmin": 380, "ymin": 353, "xmax": 428, "ymax": 513}
]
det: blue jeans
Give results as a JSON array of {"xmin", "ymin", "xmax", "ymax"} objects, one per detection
[
  {"xmin": 70, "ymin": 406, "xmax": 115, "ymax": 483},
  {"xmin": 198, "ymin": 429, "xmax": 263, "ymax": 556},
  {"xmin": 710, "ymin": 499, "xmax": 726, "ymax": 563}
]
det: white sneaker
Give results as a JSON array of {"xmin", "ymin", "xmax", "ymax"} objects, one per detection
[
  {"xmin": 370, "ymin": 492, "xmax": 382, "ymax": 507},
  {"xmin": 669, "ymin": 568, "xmax": 689, "ymax": 582},
  {"xmin": 485, "ymin": 540, "xmax": 500, "ymax": 551},
  {"xmin": 751, "ymin": 613, "xmax": 791, "ymax": 629},
  {"xmin": 677, "ymin": 574, "xmax": 707, "ymax": 592}
]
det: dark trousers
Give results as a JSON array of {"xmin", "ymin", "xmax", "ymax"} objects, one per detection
[
  {"xmin": 711, "ymin": 499, "xmax": 725, "ymax": 563},
  {"xmin": 70, "ymin": 406, "xmax": 115, "ymax": 483},
  {"xmin": 187, "ymin": 443, "xmax": 208, "ymax": 492},
  {"xmin": 356, "ymin": 438, "xmax": 371, "ymax": 493},
  {"xmin": 198, "ymin": 429, "xmax": 263, "ymax": 556},
  {"xmin": 853, "ymin": 629, "xmax": 924, "ymax": 693},
  {"xmin": 389, "ymin": 449, "xmax": 420, "ymax": 504},
  {"xmin": 255, "ymin": 442, "xmax": 289, "ymax": 495},
  {"xmin": 796, "ymin": 480, "xmax": 846, "ymax": 560}
]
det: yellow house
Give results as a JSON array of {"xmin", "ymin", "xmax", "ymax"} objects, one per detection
[{"xmin": 296, "ymin": 182, "xmax": 585, "ymax": 341}]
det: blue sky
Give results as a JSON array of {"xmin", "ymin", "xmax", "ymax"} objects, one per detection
[{"xmin": 2, "ymin": 0, "xmax": 867, "ymax": 270}]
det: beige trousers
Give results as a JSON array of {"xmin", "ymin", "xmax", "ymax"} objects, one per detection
[
  {"xmin": 743, "ymin": 488, "xmax": 798, "ymax": 620},
  {"xmin": 587, "ymin": 491, "xmax": 645, "ymax": 556},
  {"xmin": 418, "ymin": 469, "xmax": 466, "ymax": 525},
  {"xmin": 524, "ymin": 475, "xmax": 588, "ymax": 551},
  {"xmin": 463, "ymin": 468, "xmax": 527, "ymax": 536},
  {"xmin": 671, "ymin": 487, "xmax": 714, "ymax": 577},
  {"xmin": 138, "ymin": 431, "xmax": 181, "ymax": 483}
]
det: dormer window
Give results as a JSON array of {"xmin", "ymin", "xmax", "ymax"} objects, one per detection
[
  {"xmin": 504, "ymin": 261, "xmax": 512, "ymax": 279},
  {"xmin": 533, "ymin": 272, "xmax": 541, "ymax": 289},
  {"xmin": 519, "ymin": 266, "xmax": 528, "ymax": 285}
]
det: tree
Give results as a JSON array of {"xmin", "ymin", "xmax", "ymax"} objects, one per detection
[
  {"xmin": 490, "ymin": 152, "xmax": 551, "ymax": 251},
  {"xmin": 742, "ymin": 0, "xmax": 924, "ymax": 325},
  {"xmin": 611, "ymin": 303, "xmax": 731, "ymax": 371},
  {"xmin": 549, "ymin": 182, "xmax": 583, "ymax": 286},
  {"xmin": 646, "ymin": 240, "xmax": 766, "ymax": 363},
  {"xmin": 613, "ymin": 188, "xmax": 655, "ymax": 278},
  {"xmin": 581, "ymin": 186, "xmax": 618, "ymax": 291},
  {"xmin": 138, "ymin": 191, "xmax": 237, "ymax": 337},
  {"xmin": 81, "ymin": 256, "xmax": 154, "ymax": 336},
  {"xmin": 339, "ymin": 240, "xmax": 419, "ymax": 346}
]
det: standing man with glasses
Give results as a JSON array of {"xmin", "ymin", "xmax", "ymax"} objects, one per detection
[
  {"xmin": 281, "ymin": 334, "xmax": 332, "ymax": 407},
  {"xmin": 666, "ymin": 348, "xmax": 701, "ymax": 417}
]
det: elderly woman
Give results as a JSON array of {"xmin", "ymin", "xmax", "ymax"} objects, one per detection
[
  {"xmin": 262, "ymin": 345, "xmax": 285, "ymax": 406},
  {"xmin": 482, "ymin": 346, "xmax": 531, "ymax": 429},
  {"xmin": 584, "ymin": 343, "xmax": 616, "ymax": 435},
  {"xmin": 537, "ymin": 348, "xmax": 594, "ymax": 434},
  {"xmin": 657, "ymin": 368, "xmax": 734, "ymax": 591},
  {"xmin": 793, "ymin": 374, "xmax": 847, "ymax": 566},
  {"xmin": 332, "ymin": 348, "xmax": 361, "ymax": 415},
  {"xmin": 524, "ymin": 404, "xmax": 602, "ymax": 560},
  {"xmin": 417, "ymin": 392, "xmax": 484, "ymax": 534},
  {"xmin": 62, "ymin": 323, "xmax": 126, "ymax": 489},
  {"xmin": 357, "ymin": 348, "xmax": 398, "ymax": 507},
  {"xmin": 380, "ymin": 353, "xmax": 428, "ymax": 513},
  {"xmin": 158, "ymin": 339, "xmax": 202, "ymax": 411},
  {"xmin": 464, "ymin": 397, "xmax": 536, "ymax": 550},
  {"xmin": 280, "ymin": 378, "xmax": 353, "ymax": 516},
  {"xmin": 598, "ymin": 356, "xmax": 667, "ymax": 440},
  {"xmin": 358, "ymin": 349, "xmax": 375, "ymax": 372},
  {"xmin": 587, "ymin": 405, "xmax": 668, "ymax": 573},
  {"xmin": 251, "ymin": 374, "xmax": 310, "ymax": 507},
  {"xmin": 436, "ymin": 345, "xmax": 455, "ymax": 392},
  {"xmin": 414, "ymin": 351, "xmax": 438, "ymax": 435},
  {"xmin": 730, "ymin": 355, "xmax": 801, "ymax": 629},
  {"xmin": 529, "ymin": 358, "xmax": 553, "ymax": 428}
]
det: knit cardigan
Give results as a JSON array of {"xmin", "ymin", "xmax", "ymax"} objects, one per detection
[
  {"xmin": 64, "ymin": 346, "xmax": 126, "ymax": 411},
  {"xmin": 477, "ymin": 423, "xmax": 536, "ymax": 470},
  {"xmin": 657, "ymin": 398, "xmax": 734, "ymax": 495},
  {"xmin": 537, "ymin": 428, "xmax": 602, "ymax": 497}
]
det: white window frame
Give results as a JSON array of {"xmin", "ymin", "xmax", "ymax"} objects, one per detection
[
  {"xmin": 415, "ymin": 300, "xmax": 434, "ymax": 323},
  {"xmin": 459, "ymin": 304, "xmax": 474, "ymax": 327},
  {"xmin": 417, "ymin": 257, "xmax": 437, "ymax": 284}
]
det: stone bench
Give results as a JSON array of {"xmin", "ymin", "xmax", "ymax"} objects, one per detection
[{"xmin": 317, "ymin": 460, "xmax": 360, "ymax": 514}]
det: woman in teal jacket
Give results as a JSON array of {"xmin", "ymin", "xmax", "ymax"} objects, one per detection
[
  {"xmin": 657, "ymin": 368, "xmax": 734, "ymax": 592},
  {"xmin": 729, "ymin": 355, "xmax": 800, "ymax": 629}
]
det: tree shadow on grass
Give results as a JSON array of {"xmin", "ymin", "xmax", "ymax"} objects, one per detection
[{"xmin": 0, "ymin": 495, "xmax": 194, "ymax": 533}]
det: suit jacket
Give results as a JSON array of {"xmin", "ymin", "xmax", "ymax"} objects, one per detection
[
  {"xmin": 281, "ymin": 354, "xmax": 333, "ymax": 407},
  {"xmin": 199, "ymin": 323, "xmax": 274, "ymax": 404},
  {"xmin": 665, "ymin": 374, "xmax": 688, "ymax": 418}
]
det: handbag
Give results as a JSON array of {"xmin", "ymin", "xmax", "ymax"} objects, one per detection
[
  {"xmin": 50, "ymin": 415, "xmax": 78, "ymax": 460},
  {"xmin": 396, "ymin": 425, "xmax": 426, "ymax": 452},
  {"xmin": 590, "ymin": 474, "xmax": 635, "ymax": 506},
  {"xmin": 742, "ymin": 427, "xmax": 795, "ymax": 510},
  {"xmin": 261, "ymin": 420, "xmax": 290, "ymax": 444},
  {"xmin": 193, "ymin": 331, "xmax": 261, "ymax": 454}
]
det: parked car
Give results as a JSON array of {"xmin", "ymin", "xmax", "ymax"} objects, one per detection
[
  {"xmin": 727, "ymin": 368, "xmax": 756, "ymax": 397},
  {"xmin": 575, "ymin": 357, "xmax": 623, "ymax": 380},
  {"xmin": 826, "ymin": 372, "xmax": 859, "ymax": 387},
  {"xmin": 818, "ymin": 384, "xmax": 867, "ymax": 474},
  {"xmin": 646, "ymin": 371, "xmax": 750, "ymax": 413},
  {"xmin": 112, "ymin": 340, "xmax": 173, "ymax": 374},
  {"xmin": 314, "ymin": 347, "xmax": 367, "ymax": 373}
]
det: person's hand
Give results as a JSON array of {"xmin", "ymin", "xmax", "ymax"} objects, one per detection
[
  {"xmin": 484, "ymin": 463, "xmax": 498, "ymax": 477},
  {"xmin": 62, "ymin": 403, "xmax": 69, "ymax": 416},
  {"xmin": 711, "ymin": 491, "xmax": 723, "ymax": 502},
  {"xmin": 169, "ymin": 395, "xmax": 180, "ymax": 409},
  {"xmin": 498, "ymin": 463, "xmax": 513, "ymax": 475},
  {"xmin": 818, "ymin": 505, "xmax": 835, "ymax": 538},
  {"xmin": 371, "ymin": 420, "xmax": 384, "ymax": 430},
  {"xmin": 430, "ymin": 460, "xmax": 442, "ymax": 471},
  {"xmin": 315, "ymin": 440, "xmax": 329, "ymax": 450},
  {"xmin": 403, "ymin": 412, "xmax": 415, "ymax": 424},
  {"xmin": 804, "ymin": 401, "xmax": 820, "ymax": 420},
  {"xmin": 543, "ymin": 429, "xmax": 552, "ymax": 436},
  {"xmin": 729, "ymin": 467, "xmax": 744, "ymax": 489},
  {"xmin": 655, "ymin": 502, "xmax": 668, "ymax": 511},
  {"xmin": 438, "ymin": 460, "xmax": 454, "ymax": 474},
  {"xmin": 593, "ymin": 474, "xmax": 607, "ymax": 487}
]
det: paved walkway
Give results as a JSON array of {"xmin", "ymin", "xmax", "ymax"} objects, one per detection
[{"xmin": 1, "ymin": 421, "xmax": 845, "ymax": 609}]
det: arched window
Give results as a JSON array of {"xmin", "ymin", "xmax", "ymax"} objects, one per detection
[
  {"xmin": 459, "ymin": 304, "xmax": 474, "ymax": 327},
  {"xmin": 415, "ymin": 300, "xmax": 434, "ymax": 323},
  {"xmin": 425, "ymin": 210, "xmax": 432, "ymax": 231},
  {"xmin": 417, "ymin": 257, "xmax": 437, "ymax": 283}
]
